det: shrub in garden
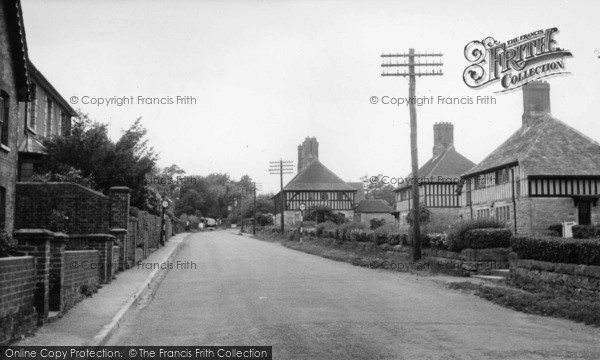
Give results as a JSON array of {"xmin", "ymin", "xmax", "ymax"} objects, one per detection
[
  {"xmin": 461, "ymin": 228, "xmax": 512, "ymax": 249},
  {"xmin": 369, "ymin": 218, "xmax": 386, "ymax": 230},
  {"xmin": 446, "ymin": 218, "xmax": 506, "ymax": 252},
  {"xmin": 512, "ymin": 235, "xmax": 600, "ymax": 266},
  {"xmin": 338, "ymin": 222, "xmax": 368, "ymax": 241},
  {"xmin": 572, "ymin": 225, "xmax": 600, "ymax": 239},
  {"xmin": 423, "ymin": 233, "xmax": 448, "ymax": 250},
  {"xmin": 372, "ymin": 223, "xmax": 399, "ymax": 245},
  {"xmin": 316, "ymin": 221, "xmax": 337, "ymax": 238},
  {"xmin": 0, "ymin": 231, "xmax": 18, "ymax": 257},
  {"xmin": 548, "ymin": 224, "xmax": 563, "ymax": 237},
  {"xmin": 350, "ymin": 228, "xmax": 372, "ymax": 242}
]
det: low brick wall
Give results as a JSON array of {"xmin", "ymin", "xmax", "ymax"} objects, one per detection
[
  {"xmin": 0, "ymin": 256, "xmax": 37, "ymax": 345},
  {"xmin": 510, "ymin": 257, "xmax": 600, "ymax": 293},
  {"xmin": 62, "ymin": 251, "xmax": 100, "ymax": 312}
]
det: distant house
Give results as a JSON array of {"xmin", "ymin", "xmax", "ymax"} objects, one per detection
[
  {"xmin": 273, "ymin": 137, "xmax": 357, "ymax": 226},
  {"xmin": 395, "ymin": 123, "xmax": 475, "ymax": 230},
  {"xmin": 459, "ymin": 81, "xmax": 600, "ymax": 234},
  {"xmin": 17, "ymin": 60, "xmax": 77, "ymax": 181},
  {"xmin": 0, "ymin": 0, "xmax": 30, "ymax": 232},
  {"xmin": 354, "ymin": 199, "xmax": 394, "ymax": 226}
]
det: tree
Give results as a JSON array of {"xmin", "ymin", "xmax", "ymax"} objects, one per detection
[
  {"xmin": 40, "ymin": 113, "xmax": 159, "ymax": 214},
  {"xmin": 360, "ymin": 174, "xmax": 396, "ymax": 206}
]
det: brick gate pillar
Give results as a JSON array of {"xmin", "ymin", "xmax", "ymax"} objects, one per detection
[
  {"xmin": 86, "ymin": 234, "xmax": 115, "ymax": 283},
  {"xmin": 14, "ymin": 229, "xmax": 54, "ymax": 324}
]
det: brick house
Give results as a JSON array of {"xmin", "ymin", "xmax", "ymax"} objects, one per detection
[
  {"xmin": 459, "ymin": 81, "xmax": 600, "ymax": 234},
  {"xmin": 395, "ymin": 123, "xmax": 475, "ymax": 230},
  {"xmin": 273, "ymin": 137, "xmax": 357, "ymax": 226},
  {"xmin": 17, "ymin": 60, "xmax": 77, "ymax": 181},
  {"xmin": 354, "ymin": 199, "xmax": 395, "ymax": 226},
  {"xmin": 0, "ymin": 0, "xmax": 30, "ymax": 233}
]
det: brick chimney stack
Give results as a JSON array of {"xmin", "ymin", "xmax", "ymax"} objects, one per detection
[
  {"xmin": 522, "ymin": 81, "xmax": 551, "ymax": 127},
  {"xmin": 297, "ymin": 136, "xmax": 319, "ymax": 173},
  {"xmin": 432, "ymin": 123, "xmax": 454, "ymax": 157}
]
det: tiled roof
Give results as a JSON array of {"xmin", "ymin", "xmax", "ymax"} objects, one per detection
[
  {"xmin": 5, "ymin": 0, "xmax": 30, "ymax": 101},
  {"xmin": 347, "ymin": 182, "xmax": 366, "ymax": 203},
  {"xmin": 395, "ymin": 147, "xmax": 475, "ymax": 191},
  {"xmin": 282, "ymin": 159, "xmax": 356, "ymax": 191},
  {"xmin": 355, "ymin": 199, "xmax": 394, "ymax": 213},
  {"xmin": 463, "ymin": 115, "xmax": 600, "ymax": 177},
  {"xmin": 18, "ymin": 131, "xmax": 47, "ymax": 155}
]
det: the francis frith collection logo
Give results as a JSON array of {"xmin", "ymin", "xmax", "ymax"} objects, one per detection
[{"xmin": 463, "ymin": 28, "xmax": 572, "ymax": 92}]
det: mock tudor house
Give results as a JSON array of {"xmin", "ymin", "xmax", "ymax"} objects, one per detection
[
  {"xmin": 395, "ymin": 123, "xmax": 475, "ymax": 230},
  {"xmin": 0, "ymin": 0, "xmax": 30, "ymax": 233},
  {"xmin": 273, "ymin": 137, "xmax": 357, "ymax": 226},
  {"xmin": 459, "ymin": 81, "xmax": 600, "ymax": 234},
  {"xmin": 17, "ymin": 60, "xmax": 77, "ymax": 181}
]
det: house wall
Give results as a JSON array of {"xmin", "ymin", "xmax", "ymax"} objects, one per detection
[
  {"xmin": 18, "ymin": 77, "xmax": 71, "ymax": 139},
  {"xmin": 0, "ymin": 2, "xmax": 21, "ymax": 233},
  {"xmin": 356, "ymin": 212, "xmax": 395, "ymax": 227}
]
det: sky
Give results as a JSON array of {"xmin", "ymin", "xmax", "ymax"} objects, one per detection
[{"xmin": 20, "ymin": 0, "xmax": 600, "ymax": 194}]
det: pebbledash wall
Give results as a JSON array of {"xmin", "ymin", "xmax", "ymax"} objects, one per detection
[{"xmin": 1, "ymin": 182, "xmax": 173, "ymax": 345}]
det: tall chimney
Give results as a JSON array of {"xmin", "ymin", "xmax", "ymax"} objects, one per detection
[
  {"xmin": 522, "ymin": 81, "xmax": 550, "ymax": 127},
  {"xmin": 297, "ymin": 137, "xmax": 319, "ymax": 173},
  {"xmin": 432, "ymin": 123, "xmax": 454, "ymax": 157}
]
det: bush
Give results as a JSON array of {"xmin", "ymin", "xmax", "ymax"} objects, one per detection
[
  {"xmin": 572, "ymin": 225, "xmax": 600, "ymax": 239},
  {"xmin": 0, "ymin": 231, "xmax": 18, "ymax": 257},
  {"xmin": 349, "ymin": 229, "xmax": 372, "ymax": 242},
  {"xmin": 338, "ymin": 222, "xmax": 368, "ymax": 241},
  {"xmin": 512, "ymin": 235, "xmax": 600, "ymax": 266},
  {"xmin": 372, "ymin": 223, "xmax": 399, "ymax": 245},
  {"xmin": 446, "ymin": 218, "xmax": 506, "ymax": 252},
  {"xmin": 369, "ymin": 218, "xmax": 386, "ymax": 230},
  {"xmin": 548, "ymin": 224, "xmax": 563, "ymax": 237},
  {"xmin": 316, "ymin": 221, "xmax": 337, "ymax": 238},
  {"xmin": 423, "ymin": 233, "xmax": 448, "ymax": 250},
  {"xmin": 462, "ymin": 228, "xmax": 512, "ymax": 249}
]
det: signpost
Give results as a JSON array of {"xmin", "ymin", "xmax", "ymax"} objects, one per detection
[
  {"xmin": 160, "ymin": 200, "xmax": 169, "ymax": 246},
  {"xmin": 299, "ymin": 203, "xmax": 306, "ymax": 242}
]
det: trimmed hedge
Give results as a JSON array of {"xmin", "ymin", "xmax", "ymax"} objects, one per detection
[
  {"xmin": 446, "ymin": 218, "xmax": 507, "ymax": 252},
  {"xmin": 512, "ymin": 236, "xmax": 600, "ymax": 266},
  {"xmin": 572, "ymin": 225, "xmax": 600, "ymax": 239},
  {"xmin": 462, "ymin": 229, "xmax": 512, "ymax": 250}
]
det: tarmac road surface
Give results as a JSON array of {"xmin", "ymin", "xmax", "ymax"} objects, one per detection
[{"xmin": 109, "ymin": 230, "xmax": 600, "ymax": 359}]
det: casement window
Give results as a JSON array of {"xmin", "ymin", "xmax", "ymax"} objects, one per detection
[
  {"xmin": 0, "ymin": 92, "xmax": 9, "ymax": 147},
  {"xmin": 495, "ymin": 205, "xmax": 510, "ymax": 221},
  {"xmin": 477, "ymin": 208, "xmax": 490, "ymax": 218},
  {"xmin": 355, "ymin": 214, "xmax": 361, "ymax": 222},
  {"xmin": 28, "ymin": 83, "xmax": 37, "ymax": 129},
  {"xmin": 0, "ymin": 187, "xmax": 6, "ymax": 230},
  {"xmin": 496, "ymin": 168, "xmax": 510, "ymax": 185},
  {"xmin": 320, "ymin": 192, "xmax": 329, "ymax": 200},
  {"xmin": 45, "ymin": 97, "xmax": 52, "ymax": 137}
]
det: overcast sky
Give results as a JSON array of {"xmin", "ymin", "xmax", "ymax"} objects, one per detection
[{"xmin": 21, "ymin": 0, "xmax": 600, "ymax": 193}]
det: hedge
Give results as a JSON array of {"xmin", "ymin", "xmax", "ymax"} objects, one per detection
[
  {"xmin": 572, "ymin": 225, "xmax": 600, "ymax": 239},
  {"xmin": 462, "ymin": 229, "xmax": 512, "ymax": 250},
  {"xmin": 512, "ymin": 236, "xmax": 600, "ymax": 266},
  {"xmin": 446, "ymin": 218, "xmax": 507, "ymax": 252}
]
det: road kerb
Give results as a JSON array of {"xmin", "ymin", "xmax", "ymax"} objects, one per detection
[{"xmin": 87, "ymin": 233, "xmax": 191, "ymax": 346}]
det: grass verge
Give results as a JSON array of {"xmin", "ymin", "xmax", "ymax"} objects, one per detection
[{"xmin": 448, "ymin": 278, "xmax": 600, "ymax": 327}]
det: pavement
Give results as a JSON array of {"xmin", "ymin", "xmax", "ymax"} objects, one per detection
[
  {"xmin": 108, "ymin": 230, "xmax": 600, "ymax": 359},
  {"xmin": 14, "ymin": 232, "xmax": 191, "ymax": 346}
]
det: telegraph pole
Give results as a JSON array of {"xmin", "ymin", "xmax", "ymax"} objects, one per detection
[
  {"xmin": 381, "ymin": 49, "xmax": 443, "ymax": 261},
  {"xmin": 253, "ymin": 182, "xmax": 262, "ymax": 235},
  {"xmin": 269, "ymin": 159, "xmax": 294, "ymax": 233}
]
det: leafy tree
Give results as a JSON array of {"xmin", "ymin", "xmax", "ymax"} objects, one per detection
[
  {"xmin": 361, "ymin": 174, "xmax": 396, "ymax": 206},
  {"xmin": 40, "ymin": 113, "xmax": 159, "ymax": 213}
]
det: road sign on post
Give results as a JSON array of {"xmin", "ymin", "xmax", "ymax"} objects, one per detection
[{"xmin": 299, "ymin": 203, "xmax": 306, "ymax": 242}]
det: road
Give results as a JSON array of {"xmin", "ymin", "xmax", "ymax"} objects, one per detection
[{"xmin": 109, "ymin": 230, "xmax": 600, "ymax": 359}]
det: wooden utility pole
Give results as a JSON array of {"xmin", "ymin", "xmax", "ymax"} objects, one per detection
[
  {"xmin": 252, "ymin": 182, "xmax": 262, "ymax": 235},
  {"xmin": 381, "ymin": 49, "xmax": 443, "ymax": 261},
  {"xmin": 269, "ymin": 159, "xmax": 294, "ymax": 233}
]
